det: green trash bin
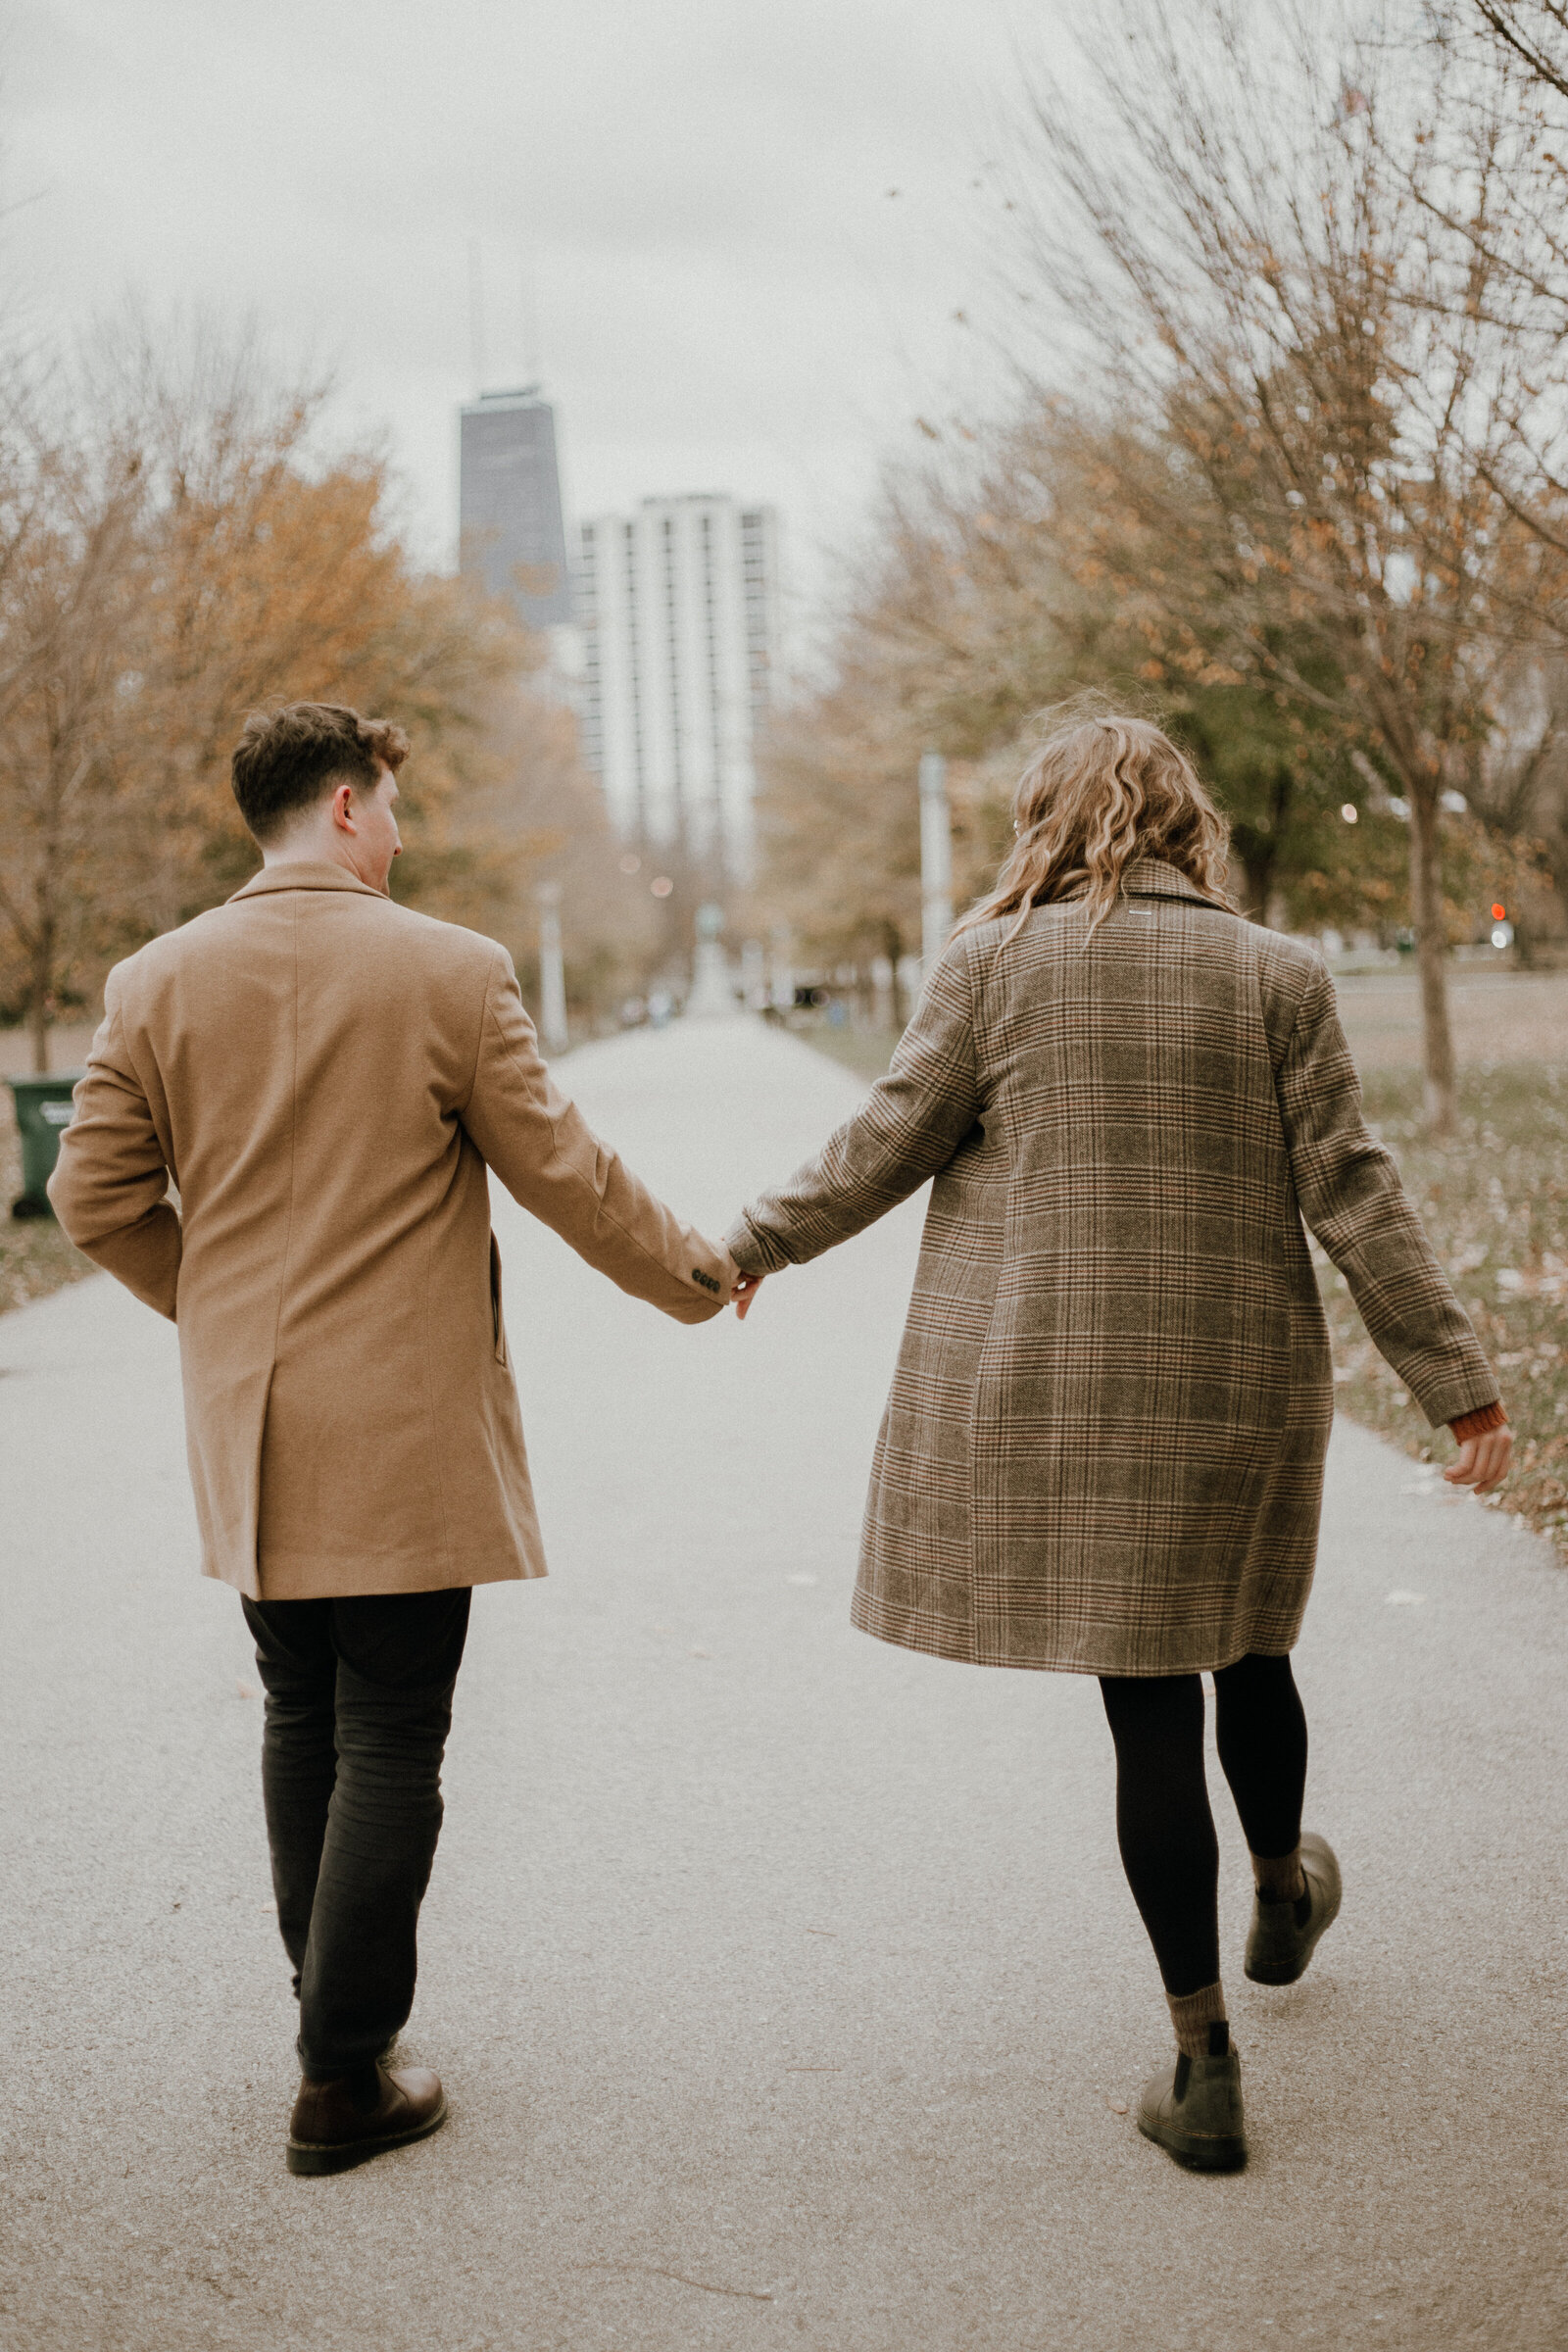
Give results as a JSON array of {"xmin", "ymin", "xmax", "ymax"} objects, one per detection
[{"xmin": 7, "ymin": 1073, "xmax": 84, "ymax": 1220}]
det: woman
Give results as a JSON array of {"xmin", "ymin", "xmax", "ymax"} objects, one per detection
[{"xmin": 725, "ymin": 711, "xmax": 1510, "ymax": 2173}]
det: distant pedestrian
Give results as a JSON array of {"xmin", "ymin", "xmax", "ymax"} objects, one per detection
[
  {"xmin": 725, "ymin": 709, "xmax": 1509, "ymax": 2171},
  {"xmin": 49, "ymin": 701, "xmax": 740, "ymax": 2176}
]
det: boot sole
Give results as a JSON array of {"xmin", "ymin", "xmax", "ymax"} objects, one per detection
[
  {"xmin": 287, "ymin": 2093, "xmax": 448, "ymax": 2177},
  {"xmin": 1137, "ymin": 2114, "xmax": 1247, "ymax": 2172}
]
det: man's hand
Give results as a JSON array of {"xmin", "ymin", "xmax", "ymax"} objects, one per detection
[
  {"xmin": 732, "ymin": 1272, "xmax": 764, "ymax": 1322},
  {"xmin": 1444, "ymin": 1424, "xmax": 1513, "ymax": 1494}
]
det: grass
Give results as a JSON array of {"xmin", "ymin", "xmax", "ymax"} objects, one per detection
[
  {"xmin": 794, "ymin": 1023, "xmax": 1568, "ymax": 1563},
  {"xmin": 1319, "ymin": 1066, "xmax": 1566, "ymax": 1561}
]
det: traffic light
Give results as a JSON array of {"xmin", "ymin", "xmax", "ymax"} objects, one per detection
[{"xmin": 1491, "ymin": 902, "xmax": 1506, "ymax": 920}]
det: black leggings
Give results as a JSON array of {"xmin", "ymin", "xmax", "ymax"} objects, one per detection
[{"xmin": 1099, "ymin": 1652, "xmax": 1308, "ymax": 1997}]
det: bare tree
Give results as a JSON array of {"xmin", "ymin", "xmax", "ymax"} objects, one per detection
[
  {"xmin": 756, "ymin": 376, "xmax": 1500, "ymax": 1021},
  {"xmin": 1469, "ymin": 0, "xmax": 1568, "ymax": 94},
  {"xmin": 1010, "ymin": 0, "xmax": 1568, "ymax": 1132}
]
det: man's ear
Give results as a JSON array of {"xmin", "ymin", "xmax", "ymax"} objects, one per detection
[{"xmin": 330, "ymin": 782, "xmax": 358, "ymax": 834}]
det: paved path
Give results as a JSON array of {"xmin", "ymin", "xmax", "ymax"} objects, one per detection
[{"xmin": 1, "ymin": 1018, "xmax": 1564, "ymax": 2352}]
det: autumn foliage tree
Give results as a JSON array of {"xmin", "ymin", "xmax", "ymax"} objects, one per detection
[
  {"xmin": 0, "ymin": 321, "xmax": 622, "ymax": 1067},
  {"xmin": 1007, "ymin": 0, "xmax": 1568, "ymax": 1133},
  {"xmin": 756, "ymin": 405, "xmax": 1417, "ymax": 1007},
  {"xmin": 759, "ymin": 2, "xmax": 1568, "ymax": 1131}
]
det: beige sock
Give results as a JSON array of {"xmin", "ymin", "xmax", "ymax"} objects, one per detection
[
  {"xmin": 1252, "ymin": 1845, "xmax": 1306, "ymax": 1902},
  {"xmin": 1166, "ymin": 1979, "xmax": 1227, "ymax": 2060}
]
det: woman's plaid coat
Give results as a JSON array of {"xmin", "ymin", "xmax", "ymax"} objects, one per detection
[{"xmin": 726, "ymin": 860, "xmax": 1499, "ymax": 1676}]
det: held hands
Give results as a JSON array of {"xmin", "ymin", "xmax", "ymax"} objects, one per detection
[
  {"xmin": 731, "ymin": 1272, "xmax": 765, "ymax": 1322},
  {"xmin": 1444, "ymin": 1424, "xmax": 1513, "ymax": 1494}
]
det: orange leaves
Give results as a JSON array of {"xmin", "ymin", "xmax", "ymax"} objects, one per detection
[{"xmin": 0, "ymin": 326, "xmax": 580, "ymax": 1050}]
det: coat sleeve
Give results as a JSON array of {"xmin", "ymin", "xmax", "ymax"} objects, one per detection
[
  {"xmin": 459, "ymin": 948, "xmax": 737, "ymax": 1325},
  {"xmin": 726, "ymin": 935, "xmax": 983, "ymax": 1275},
  {"xmin": 1274, "ymin": 960, "xmax": 1500, "ymax": 1428},
  {"xmin": 46, "ymin": 978, "xmax": 182, "ymax": 1320}
]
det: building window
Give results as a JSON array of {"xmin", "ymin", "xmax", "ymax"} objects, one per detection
[
  {"xmin": 624, "ymin": 521, "xmax": 646, "ymax": 826},
  {"xmin": 662, "ymin": 515, "xmax": 683, "ymax": 813}
]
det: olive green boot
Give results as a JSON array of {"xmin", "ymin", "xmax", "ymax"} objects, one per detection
[
  {"xmin": 1245, "ymin": 1831, "xmax": 1342, "ymax": 1986},
  {"xmin": 1138, "ymin": 2026, "xmax": 1247, "ymax": 2173}
]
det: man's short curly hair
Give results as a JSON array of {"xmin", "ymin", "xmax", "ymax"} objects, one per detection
[{"xmin": 230, "ymin": 702, "xmax": 410, "ymax": 845}]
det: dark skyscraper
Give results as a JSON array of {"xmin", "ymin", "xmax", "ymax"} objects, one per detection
[{"xmin": 458, "ymin": 388, "xmax": 572, "ymax": 628}]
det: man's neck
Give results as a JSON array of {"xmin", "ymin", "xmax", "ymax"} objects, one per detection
[
  {"xmin": 261, "ymin": 833, "xmax": 387, "ymax": 893},
  {"xmin": 261, "ymin": 830, "xmax": 352, "ymax": 872}
]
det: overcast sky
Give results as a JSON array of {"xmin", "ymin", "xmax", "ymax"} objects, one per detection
[{"xmin": 3, "ymin": 0, "xmax": 1053, "ymax": 639}]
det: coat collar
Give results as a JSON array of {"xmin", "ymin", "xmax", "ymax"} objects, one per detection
[
  {"xmin": 227, "ymin": 860, "xmax": 390, "ymax": 905},
  {"xmin": 1120, "ymin": 856, "xmax": 1231, "ymax": 910}
]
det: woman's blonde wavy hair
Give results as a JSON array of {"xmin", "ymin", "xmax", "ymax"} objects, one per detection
[{"xmin": 956, "ymin": 708, "xmax": 1235, "ymax": 947}]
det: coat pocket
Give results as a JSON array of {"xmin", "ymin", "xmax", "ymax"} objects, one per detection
[{"xmin": 488, "ymin": 1231, "xmax": 508, "ymax": 1366}]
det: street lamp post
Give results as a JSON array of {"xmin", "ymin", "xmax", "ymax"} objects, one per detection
[
  {"xmin": 536, "ymin": 881, "xmax": 569, "ymax": 1055},
  {"xmin": 919, "ymin": 750, "xmax": 953, "ymax": 977},
  {"xmin": 769, "ymin": 923, "xmax": 795, "ymax": 1013},
  {"xmin": 687, "ymin": 901, "xmax": 733, "ymax": 1018}
]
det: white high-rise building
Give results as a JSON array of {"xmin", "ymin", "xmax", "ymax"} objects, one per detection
[{"xmin": 575, "ymin": 495, "xmax": 780, "ymax": 875}]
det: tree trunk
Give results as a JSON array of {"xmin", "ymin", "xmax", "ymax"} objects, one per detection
[
  {"xmin": 1407, "ymin": 781, "xmax": 1457, "ymax": 1136},
  {"xmin": 883, "ymin": 920, "xmax": 906, "ymax": 1032},
  {"xmin": 1238, "ymin": 846, "xmax": 1275, "ymax": 924},
  {"xmin": 1233, "ymin": 763, "xmax": 1289, "ymax": 923},
  {"xmin": 27, "ymin": 921, "xmax": 54, "ymax": 1075}
]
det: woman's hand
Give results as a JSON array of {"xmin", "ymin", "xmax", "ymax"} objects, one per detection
[
  {"xmin": 1444, "ymin": 1424, "xmax": 1513, "ymax": 1494},
  {"xmin": 731, "ymin": 1272, "xmax": 765, "ymax": 1322}
]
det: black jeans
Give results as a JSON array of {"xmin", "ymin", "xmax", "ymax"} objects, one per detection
[
  {"xmin": 242, "ymin": 1588, "xmax": 471, "ymax": 2083},
  {"xmin": 1099, "ymin": 1651, "xmax": 1309, "ymax": 1997}
]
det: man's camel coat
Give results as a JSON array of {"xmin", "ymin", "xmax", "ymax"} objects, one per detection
[{"xmin": 49, "ymin": 862, "xmax": 738, "ymax": 1600}]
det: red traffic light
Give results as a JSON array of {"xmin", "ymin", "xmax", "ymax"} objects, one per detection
[{"xmin": 1491, "ymin": 902, "xmax": 1506, "ymax": 919}]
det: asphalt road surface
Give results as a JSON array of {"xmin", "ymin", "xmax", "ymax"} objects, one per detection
[{"xmin": 1, "ymin": 1017, "xmax": 1563, "ymax": 2352}]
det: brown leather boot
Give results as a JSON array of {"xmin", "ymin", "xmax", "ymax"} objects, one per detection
[{"xmin": 286, "ymin": 2062, "xmax": 447, "ymax": 2176}]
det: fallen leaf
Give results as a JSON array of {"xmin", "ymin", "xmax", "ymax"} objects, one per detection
[
  {"xmin": 690, "ymin": 1647, "xmax": 710, "ymax": 1659},
  {"xmin": 1105, "ymin": 2097, "xmax": 1129, "ymax": 2115},
  {"xmin": 235, "ymin": 1680, "xmax": 260, "ymax": 1699}
]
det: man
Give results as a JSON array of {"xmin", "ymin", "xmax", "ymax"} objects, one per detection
[{"xmin": 49, "ymin": 701, "xmax": 739, "ymax": 2176}]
